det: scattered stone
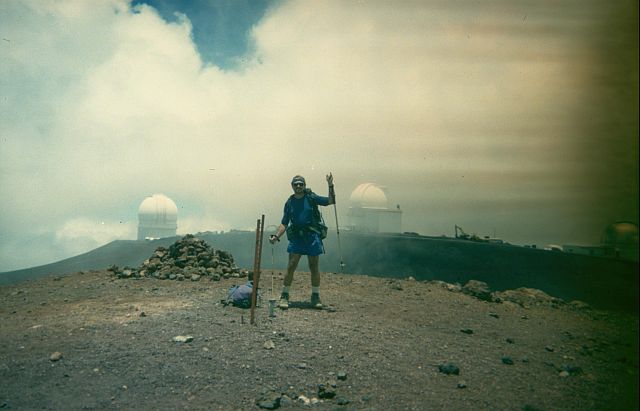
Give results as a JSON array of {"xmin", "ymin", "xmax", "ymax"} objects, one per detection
[
  {"xmin": 264, "ymin": 340, "xmax": 276, "ymax": 350},
  {"xmin": 298, "ymin": 395, "xmax": 311, "ymax": 405},
  {"xmin": 506, "ymin": 338, "xmax": 515, "ymax": 344},
  {"xmin": 569, "ymin": 300, "xmax": 590, "ymax": 310},
  {"xmin": 172, "ymin": 335, "xmax": 194, "ymax": 343},
  {"xmin": 493, "ymin": 288, "xmax": 565, "ymax": 308},
  {"xmin": 460, "ymin": 328, "xmax": 474, "ymax": 334},
  {"xmin": 317, "ymin": 383, "xmax": 336, "ymax": 399},
  {"xmin": 462, "ymin": 280, "xmax": 493, "ymax": 301},
  {"xmin": 278, "ymin": 395, "xmax": 295, "ymax": 407},
  {"xmin": 336, "ymin": 397, "xmax": 350, "ymax": 405},
  {"xmin": 489, "ymin": 312, "xmax": 500, "ymax": 319},
  {"xmin": 49, "ymin": 351, "xmax": 63, "ymax": 362},
  {"xmin": 457, "ymin": 381, "xmax": 467, "ymax": 389},
  {"xmin": 501, "ymin": 356, "xmax": 514, "ymax": 365},
  {"xmin": 559, "ymin": 370, "xmax": 570, "ymax": 378},
  {"xmin": 428, "ymin": 280, "xmax": 461, "ymax": 292},
  {"xmin": 389, "ymin": 280, "xmax": 403, "ymax": 290},
  {"xmin": 256, "ymin": 392, "xmax": 281, "ymax": 410},
  {"xmin": 545, "ymin": 346, "xmax": 555, "ymax": 352},
  {"xmin": 438, "ymin": 363, "xmax": 460, "ymax": 375},
  {"xmin": 337, "ymin": 371, "xmax": 347, "ymax": 381},
  {"xmin": 559, "ymin": 365, "xmax": 582, "ymax": 375}
]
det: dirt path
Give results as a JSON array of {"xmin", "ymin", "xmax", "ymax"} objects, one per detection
[{"xmin": 1, "ymin": 269, "xmax": 637, "ymax": 410}]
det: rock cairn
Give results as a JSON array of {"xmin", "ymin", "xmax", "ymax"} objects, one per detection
[{"xmin": 109, "ymin": 234, "xmax": 248, "ymax": 281}]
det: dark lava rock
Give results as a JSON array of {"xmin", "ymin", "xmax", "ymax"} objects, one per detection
[
  {"xmin": 318, "ymin": 383, "xmax": 336, "ymax": 399},
  {"xmin": 559, "ymin": 364, "xmax": 583, "ymax": 375},
  {"xmin": 256, "ymin": 392, "xmax": 281, "ymax": 409},
  {"xmin": 493, "ymin": 287, "xmax": 565, "ymax": 308},
  {"xmin": 462, "ymin": 280, "xmax": 493, "ymax": 301},
  {"xmin": 438, "ymin": 363, "xmax": 460, "ymax": 375},
  {"xmin": 336, "ymin": 397, "xmax": 350, "ymax": 405},
  {"xmin": 502, "ymin": 356, "xmax": 514, "ymax": 365}
]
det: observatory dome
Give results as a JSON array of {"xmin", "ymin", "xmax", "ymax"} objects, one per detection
[
  {"xmin": 137, "ymin": 194, "xmax": 178, "ymax": 240},
  {"xmin": 349, "ymin": 183, "xmax": 388, "ymax": 209},
  {"xmin": 601, "ymin": 221, "xmax": 639, "ymax": 246}
]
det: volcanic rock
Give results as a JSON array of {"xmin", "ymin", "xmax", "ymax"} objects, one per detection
[
  {"xmin": 109, "ymin": 235, "xmax": 248, "ymax": 282},
  {"xmin": 462, "ymin": 280, "xmax": 493, "ymax": 301},
  {"xmin": 49, "ymin": 352, "xmax": 63, "ymax": 362},
  {"xmin": 256, "ymin": 391, "xmax": 281, "ymax": 410},
  {"xmin": 438, "ymin": 363, "xmax": 460, "ymax": 375},
  {"xmin": 493, "ymin": 287, "xmax": 564, "ymax": 308},
  {"xmin": 317, "ymin": 383, "xmax": 336, "ymax": 399}
]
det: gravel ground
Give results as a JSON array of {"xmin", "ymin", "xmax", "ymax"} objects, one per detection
[{"xmin": 0, "ymin": 269, "xmax": 637, "ymax": 410}]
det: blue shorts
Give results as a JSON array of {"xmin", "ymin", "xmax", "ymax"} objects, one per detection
[{"xmin": 287, "ymin": 231, "xmax": 324, "ymax": 256}]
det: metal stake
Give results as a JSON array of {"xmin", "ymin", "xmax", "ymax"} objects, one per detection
[{"xmin": 250, "ymin": 215, "xmax": 265, "ymax": 325}]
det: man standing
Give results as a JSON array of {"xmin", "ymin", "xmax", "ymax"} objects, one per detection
[{"xmin": 269, "ymin": 173, "xmax": 335, "ymax": 309}]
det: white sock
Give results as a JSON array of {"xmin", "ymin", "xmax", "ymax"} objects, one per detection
[{"xmin": 311, "ymin": 286, "xmax": 320, "ymax": 294}]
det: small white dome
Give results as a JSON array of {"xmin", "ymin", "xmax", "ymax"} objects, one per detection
[
  {"xmin": 137, "ymin": 194, "xmax": 178, "ymax": 240},
  {"xmin": 138, "ymin": 194, "xmax": 178, "ymax": 224},
  {"xmin": 349, "ymin": 183, "xmax": 388, "ymax": 209},
  {"xmin": 601, "ymin": 221, "xmax": 638, "ymax": 246}
]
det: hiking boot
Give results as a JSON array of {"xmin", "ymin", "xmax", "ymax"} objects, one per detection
[
  {"xmin": 278, "ymin": 293, "xmax": 289, "ymax": 309},
  {"xmin": 310, "ymin": 293, "xmax": 323, "ymax": 309}
]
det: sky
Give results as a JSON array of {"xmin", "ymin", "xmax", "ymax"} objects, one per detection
[{"xmin": 0, "ymin": 0, "xmax": 638, "ymax": 272}]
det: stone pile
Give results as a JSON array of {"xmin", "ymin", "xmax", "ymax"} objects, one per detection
[
  {"xmin": 110, "ymin": 234, "xmax": 248, "ymax": 281},
  {"xmin": 429, "ymin": 279, "xmax": 589, "ymax": 309}
]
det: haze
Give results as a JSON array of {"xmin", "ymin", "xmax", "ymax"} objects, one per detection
[{"xmin": 1, "ymin": 0, "xmax": 637, "ymax": 272}]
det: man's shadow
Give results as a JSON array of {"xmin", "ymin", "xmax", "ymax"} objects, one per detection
[{"xmin": 283, "ymin": 301, "xmax": 336, "ymax": 311}]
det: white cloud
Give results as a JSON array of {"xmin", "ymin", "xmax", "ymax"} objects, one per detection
[
  {"xmin": 0, "ymin": 0, "xmax": 636, "ymax": 271},
  {"xmin": 55, "ymin": 218, "xmax": 136, "ymax": 257}
]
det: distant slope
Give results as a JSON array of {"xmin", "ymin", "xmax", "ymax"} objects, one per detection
[
  {"xmin": 1, "ymin": 231, "xmax": 637, "ymax": 312},
  {"xmin": 0, "ymin": 237, "xmax": 179, "ymax": 285}
]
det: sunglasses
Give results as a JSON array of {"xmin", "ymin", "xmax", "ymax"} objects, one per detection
[{"xmin": 293, "ymin": 183, "xmax": 305, "ymax": 187}]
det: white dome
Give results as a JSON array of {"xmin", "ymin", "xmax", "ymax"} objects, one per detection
[
  {"xmin": 601, "ymin": 221, "xmax": 639, "ymax": 246},
  {"xmin": 137, "ymin": 194, "xmax": 178, "ymax": 240},
  {"xmin": 349, "ymin": 183, "xmax": 388, "ymax": 209},
  {"xmin": 138, "ymin": 194, "xmax": 178, "ymax": 223}
]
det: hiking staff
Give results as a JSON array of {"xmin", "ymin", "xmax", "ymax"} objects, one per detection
[
  {"xmin": 269, "ymin": 242, "xmax": 277, "ymax": 317},
  {"xmin": 271, "ymin": 244, "xmax": 275, "ymax": 299},
  {"xmin": 331, "ymin": 174, "xmax": 345, "ymax": 273}
]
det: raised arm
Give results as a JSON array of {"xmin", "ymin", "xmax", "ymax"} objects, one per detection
[{"xmin": 326, "ymin": 172, "xmax": 335, "ymax": 205}]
